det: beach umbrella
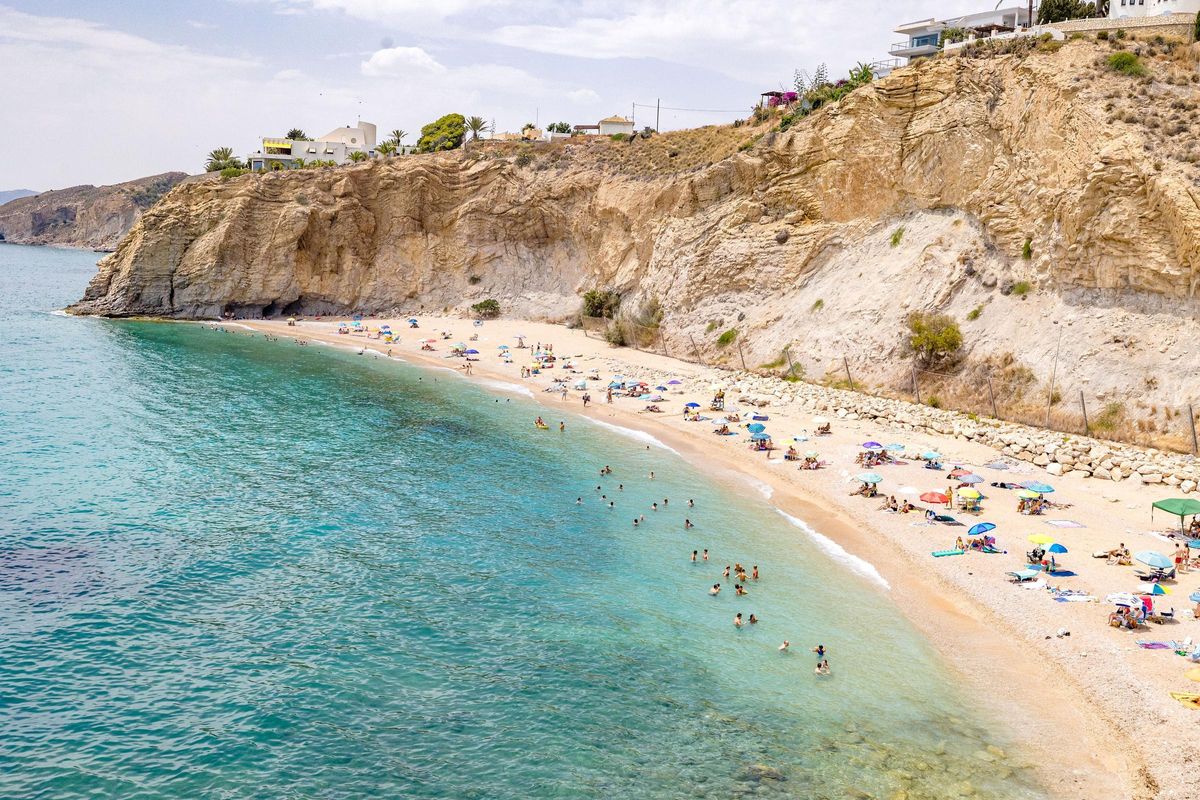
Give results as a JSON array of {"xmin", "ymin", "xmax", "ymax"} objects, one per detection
[
  {"xmin": 1138, "ymin": 583, "xmax": 1170, "ymax": 596},
  {"xmin": 1189, "ymin": 540, "xmax": 1200, "ymax": 550},
  {"xmin": 1135, "ymin": 551, "xmax": 1173, "ymax": 569},
  {"xmin": 338, "ymin": 321, "xmax": 348, "ymax": 327},
  {"xmin": 948, "ymin": 468, "xmax": 971, "ymax": 478},
  {"xmin": 1106, "ymin": 592, "xmax": 1140, "ymax": 607},
  {"xmin": 668, "ymin": 379, "xmax": 683, "ymax": 385},
  {"xmin": 856, "ymin": 472, "xmax": 883, "ymax": 484},
  {"xmin": 957, "ymin": 488, "xmax": 981, "ymax": 500},
  {"xmin": 968, "ymin": 522, "xmax": 996, "ymax": 537},
  {"xmin": 921, "ymin": 451, "xmax": 942, "ymax": 460},
  {"xmin": 985, "ymin": 461, "xmax": 1009, "ymax": 470},
  {"xmin": 498, "ymin": 344, "xmax": 509, "ymax": 349},
  {"xmin": 813, "ymin": 416, "xmax": 829, "ymax": 425},
  {"xmin": 608, "ymin": 381, "xmax": 623, "ymax": 388},
  {"xmin": 655, "ymin": 385, "xmax": 667, "ymax": 391},
  {"xmin": 649, "ymin": 395, "xmax": 664, "ymax": 402},
  {"xmin": 685, "ymin": 402, "xmax": 701, "ymax": 408},
  {"xmin": 639, "ymin": 394, "xmax": 653, "ymax": 400},
  {"xmin": 1021, "ymin": 481, "xmax": 1055, "ymax": 494},
  {"xmin": 1189, "ymin": 590, "xmax": 1200, "ymax": 603},
  {"xmin": 862, "ymin": 441, "xmax": 883, "ymax": 449},
  {"xmin": 1048, "ymin": 543, "xmax": 1068, "ymax": 554},
  {"xmin": 1028, "ymin": 533, "xmax": 1057, "ymax": 545},
  {"xmin": 1151, "ymin": 498, "xmax": 1200, "ymax": 533},
  {"xmin": 920, "ymin": 492, "xmax": 949, "ymax": 503},
  {"xmin": 747, "ymin": 423, "xmax": 766, "ymax": 434},
  {"xmin": 407, "ymin": 318, "xmax": 417, "ymax": 323},
  {"xmin": 465, "ymin": 348, "xmax": 479, "ymax": 354},
  {"xmin": 1016, "ymin": 489, "xmax": 1039, "ymax": 499},
  {"xmin": 712, "ymin": 418, "xmax": 730, "ymax": 425},
  {"xmin": 805, "ymin": 450, "xmax": 820, "ymax": 458},
  {"xmin": 751, "ymin": 432, "xmax": 771, "ymax": 441},
  {"xmin": 959, "ymin": 474, "xmax": 984, "ymax": 484},
  {"xmin": 885, "ymin": 443, "xmax": 905, "ymax": 451}
]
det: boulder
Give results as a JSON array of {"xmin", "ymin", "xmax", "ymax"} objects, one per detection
[
  {"xmin": 1045, "ymin": 462, "xmax": 1064, "ymax": 476},
  {"xmin": 1182, "ymin": 480, "xmax": 1197, "ymax": 494}
]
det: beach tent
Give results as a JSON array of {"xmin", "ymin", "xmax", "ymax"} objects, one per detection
[
  {"xmin": 1048, "ymin": 543, "xmax": 1068, "ymax": 554},
  {"xmin": 1151, "ymin": 498, "xmax": 1200, "ymax": 533}
]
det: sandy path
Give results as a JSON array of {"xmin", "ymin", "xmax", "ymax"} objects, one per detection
[{"xmin": 228, "ymin": 315, "xmax": 1200, "ymax": 800}]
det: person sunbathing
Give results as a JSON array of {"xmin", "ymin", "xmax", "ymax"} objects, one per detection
[
  {"xmin": 899, "ymin": 500, "xmax": 913, "ymax": 514},
  {"xmin": 816, "ymin": 423, "xmax": 831, "ymax": 435},
  {"xmin": 644, "ymin": 404, "xmax": 662, "ymax": 413},
  {"xmin": 785, "ymin": 446, "xmax": 799, "ymax": 461}
]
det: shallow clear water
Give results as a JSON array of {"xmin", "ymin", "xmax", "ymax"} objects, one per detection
[{"xmin": 0, "ymin": 243, "xmax": 1045, "ymax": 799}]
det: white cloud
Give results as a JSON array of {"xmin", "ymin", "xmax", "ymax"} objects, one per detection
[
  {"xmin": 361, "ymin": 45, "xmax": 444, "ymax": 76},
  {"xmin": 566, "ymin": 88, "xmax": 599, "ymax": 103},
  {"xmin": 273, "ymin": 68, "xmax": 305, "ymax": 80},
  {"xmin": 186, "ymin": 19, "xmax": 217, "ymax": 29}
]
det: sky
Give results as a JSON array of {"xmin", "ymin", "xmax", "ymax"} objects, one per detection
[{"xmin": 0, "ymin": 0, "xmax": 1004, "ymax": 189}]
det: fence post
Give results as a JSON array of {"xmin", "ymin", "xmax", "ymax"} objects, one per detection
[
  {"xmin": 1045, "ymin": 327, "xmax": 1062, "ymax": 429},
  {"xmin": 737, "ymin": 339, "xmax": 748, "ymax": 371},
  {"xmin": 659, "ymin": 328, "xmax": 669, "ymax": 358},
  {"xmin": 784, "ymin": 346, "xmax": 798, "ymax": 381},
  {"xmin": 843, "ymin": 357, "xmax": 855, "ymax": 392},
  {"xmin": 1190, "ymin": 404, "xmax": 1198, "ymax": 455},
  {"xmin": 911, "ymin": 363, "xmax": 921, "ymax": 405},
  {"xmin": 1080, "ymin": 390, "xmax": 1089, "ymax": 437},
  {"xmin": 986, "ymin": 374, "xmax": 998, "ymax": 419},
  {"xmin": 688, "ymin": 334, "xmax": 706, "ymax": 367}
]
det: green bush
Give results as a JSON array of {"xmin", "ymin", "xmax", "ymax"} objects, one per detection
[
  {"xmin": 1022, "ymin": 238, "xmax": 1033, "ymax": 259},
  {"xmin": 1096, "ymin": 30, "xmax": 1108, "ymax": 41},
  {"xmin": 810, "ymin": 298, "xmax": 824, "ymax": 312},
  {"xmin": 604, "ymin": 323, "xmax": 627, "ymax": 346},
  {"xmin": 966, "ymin": 304, "xmax": 984, "ymax": 321},
  {"xmin": 219, "ymin": 166, "xmax": 248, "ymax": 180},
  {"xmin": 1115, "ymin": 28, "xmax": 1127, "ymax": 40},
  {"xmin": 417, "ymin": 113, "xmax": 466, "ymax": 153},
  {"xmin": 907, "ymin": 311, "xmax": 963, "ymax": 365},
  {"xmin": 1093, "ymin": 401, "xmax": 1125, "ymax": 432},
  {"xmin": 716, "ymin": 329, "xmax": 738, "ymax": 347},
  {"xmin": 1107, "ymin": 51, "xmax": 1146, "ymax": 76},
  {"xmin": 468, "ymin": 275, "xmax": 482, "ymax": 285},
  {"xmin": 927, "ymin": 395, "xmax": 942, "ymax": 409},
  {"xmin": 582, "ymin": 289, "xmax": 621, "ymax": 319},
  {"xmin": 1195, "ymin": 11, "xmax": 1200, "ymax": 42},
  {"xmin": 514, "ymin": 148, "xmax": 533, "ymax": 167},
  {"xmin": 610, "ymin": 133, "xmax": 629, "ymax": 142},
  {"xmin": 705, "ymin": 320, "xmax": 718, "ymax": 333},
  {"xmin": 1011, "ymin": 280, "xmax": 1033, "ymax": 296},
  {"xmin": 471, "ymin": 298, "xmax": 500, "ymax": 318},
  {"xmin": 890, "ymin": 226, "xmax": 904, "ymax": 248}
]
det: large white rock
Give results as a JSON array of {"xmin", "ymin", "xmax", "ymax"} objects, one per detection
[
  {"xmin": 1045, "ymin": 462, "xmax": 1064, "ymax": 476},
  {"xmin": 1182, "ymin": 480, "xmax": 1197, "ymax": 493}
]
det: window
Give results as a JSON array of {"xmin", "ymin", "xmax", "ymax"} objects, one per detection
[
  {"xmin": 350, "ymin": 138, "xmax": 357, "ymax": 143},
  {"xmin": 911, "ymin": 33, "xmax": 940, "ymax": 47},
  {"xmin": 307, "ymin": 147, "xmax": 317, "ymax": 154}
]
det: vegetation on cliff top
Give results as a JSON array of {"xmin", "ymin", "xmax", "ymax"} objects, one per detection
[{"xmin": 417, "ymin": 113, "xmax": 466, "ymax": 153}]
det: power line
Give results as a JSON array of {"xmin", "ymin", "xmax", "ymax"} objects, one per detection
[{"xmin": 632, "ymin": 102, "xmax": 746, "ymax": 114}]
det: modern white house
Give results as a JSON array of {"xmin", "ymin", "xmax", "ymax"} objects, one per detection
[
  {"xmin": 1110, "ymin": 0, "xmax": 1200, "ymax": 18},
  {"xmin": 890, "ymin": 6, "xmax": 1032, "ymax": 63},
  {"xmin": 246, "ymin": 121, "xmax": 378, "ymax": 170},
  {"xmin": 598, "ymin": 115, "xmax": 635, "ymax": 136}
]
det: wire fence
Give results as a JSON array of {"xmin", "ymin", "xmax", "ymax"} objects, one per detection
[{"xmin": 578, "ymin": 314, "xmax": 1200, "ymax": 455}]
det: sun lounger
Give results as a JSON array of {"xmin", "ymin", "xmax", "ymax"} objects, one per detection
[{"xmin": 1007, "ymin": 568, "xmax": 1041, "ymax": 582}]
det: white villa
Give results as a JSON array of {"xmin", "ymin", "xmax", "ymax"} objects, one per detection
[
  {"xmin": 598, "ymin": 115, "xmax": 635, "ymax": 136},
  {"xmin": 247, "ymin": 121, "xmax": 379, "ymax": 170},
  {"xmin": 890, "ymin": 6, "xmax": 1031, "ymax": 63},
  {"xmin": 1110, "ymin": 0, "xmax": 1200, "ymax": 18}
]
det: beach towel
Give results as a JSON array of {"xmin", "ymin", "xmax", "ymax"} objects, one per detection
[
  {"xmin": 1053, "ymin": 595, "xmax": 1095, "ymax": 603},
  {"xmin": 1136, "ymin": 641, "xmax": 1175, "ymax": 650},
  {"xmin": 1045, "ymin": 520, "xmax": 1085, "ymax": 528}
]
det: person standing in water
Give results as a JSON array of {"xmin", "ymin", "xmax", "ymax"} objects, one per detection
[
  {"xmin": 779, "ymin": 640, "xmax": 790, "ymax": 652},
  {"xmin": 691, "ymin": 550, "xmax": 697, "ymax": 562},
  {"xmin": 733, "ymin": 613, "xmax": 743, "ymax": 627},
  {"xmin": 702, "ymin": 549, "xmax": 708, "ymax": 561}
]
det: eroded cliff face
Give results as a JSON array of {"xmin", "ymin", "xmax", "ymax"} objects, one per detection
[
  {"xmin": 71, "ymin": 41, "xmax": 1200, "ymax": 403},
  {"xmin": 0, "ymin": 173, "xmax": 188, "ymax": 251}
]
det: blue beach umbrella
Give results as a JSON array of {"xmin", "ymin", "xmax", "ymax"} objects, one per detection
[
  {"xmin": 856, "ymin": 472, "xmax": 883, "ymax": 484},
  {"xmin": 922, "ymin": 451, "xmax": 941, "ymax": 460},
  {"xmin": 685, "ymin": 402, "xmax": 701, "ymax": 408},
  {"xmin": 1048, "ymin": 543, "xmax": 1068, "ymax": 554},
  {"xmin": 751, "ymin": 432, "xmax": 771, "ymax": 441},
  {"xmin": 498, "ymin": 344, "xmax": 509, "ymax": 350},
  {"xmin": 655, "ymin": 385, "xmax": 667, "ymax": 391},
  {"xmin": 408, "ymin": 318, "xmax": 418, "ymax": 323},
  {"xmin": 862, "ymin": 441, "xmax": 883, "ymax": 449},
  {"xmin": 959, "ymin": 474, "xmax": 984, "ymax": 484},
  {"xmin": 465, "ymin": 348, "xmax": 479, "ymax": 354},
  {"xmin": 747, "ymin": 423, "xmax": 766, "ymax": 434},
  {"xmin": 668, "ymin": 379, "xmax": 683, "ymax": 385},
  {"xmin": 1021, "ymin": 481, "xmax": 1055, "ymax": 494},
  {"xmin": 967, "ymin": 522, "xmax": 996, "ymax": 537},
  {"xmin": 1190, "ymin": 591, "xmax": 1200, "ymax": 603},
  {"xmin": 1189, "ymin": 540, "xmax": 1200, "ymax": 550},
  {"xmin": 608, "ymin": 381, "xmax": 622, "ymax": 388},
  {"xmin": 1135, "ymin": 551, "xmax": 1173, "ymax": 569},
  {"xmin": 885, "ymin": 443, "xmax": 905, "ymax": 451}
]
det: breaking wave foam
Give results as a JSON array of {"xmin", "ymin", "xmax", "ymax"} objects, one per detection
[
  {"xmin": 587, "ymin": 418, "xmax": 679, "ymax": 454},
  {"xmin": 776, "ymin": 509, "xmax": 890, "ymax": 590}
]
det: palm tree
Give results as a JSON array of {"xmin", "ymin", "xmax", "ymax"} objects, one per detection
[
  {"xmin": 465, "ymin": 116, "xmax": 490, "ymax": 142},
  {"xmin": 376, "ymin": 141, "xmax": 396, "ymax": 157},
  {"xmin": 286, "ymin": 128, "xmax": 309, "ymax": 140},
  {"xmin": 348, "ymin": 150, "xmax": 368, "ymax": 163},
  {"xmin": 204, "ymin": 146, "xmax": 243, "ymax": 173},
  {"xmin": 389, "ymin": 129, "xmax": 407, "ymax": 149}
]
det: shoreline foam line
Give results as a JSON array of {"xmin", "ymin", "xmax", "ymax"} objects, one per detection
[
  {"xmin": 478, "ymin": 378, "xmax": 535, "ymax": 398},
  {"xmin": 776, "ymin": 509, "xmax": 891, "ymax": 590},
  {"xmin": 585, "ymin": 417, "xmax": 680, "ymax": 454}
]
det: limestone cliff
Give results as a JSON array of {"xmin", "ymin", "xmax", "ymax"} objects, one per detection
[
  {"xmin": 71, "ymin": 40, "xmax": 1200, "ymax": 406},
  {"xmin": 0, "ymin": 172, "xmax": 187, "ymax": 251}
]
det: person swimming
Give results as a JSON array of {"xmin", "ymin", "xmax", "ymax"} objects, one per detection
[
  {"xmin": 651, "ymin": 502, "xmax": 658, "ymax": 512},
  {"xmin": 752, "ymin": 565, "xmax": 759, "ymax": 580},
  {"xmin": 633, "ymin": 518, "xmax": 639, "ymax": 527},
  {"xmin": 748, "ymin": 614, "xmax": 758, "ymax": 624},
  {"xmin": 815, "ymin": 660, "xmax": 830, "ymax": 676},
  {"xmin": 576, "ymin": 497, "xmax": 582, "ymax": 504},
  {"xmin": 702, "ymin": 549, "xmax": 708, "ymax": 561},
  {"xmin": 723, "ymin": 566, "xmax": 731, "ymax": 578},
  {"xmin": 691, "ymin": 550, "xmax": 698, "ymax": 562},
  {"xmin": 813, "ymin": 644, "xmax": 826, "ymax": 659},
  {"xmin": 733, "ymin": 613, "xmax": 743, "ymax": 627},
  {"xmin": 735, "ymin": 584, "xmax": 747, "ymax": 596},
  {"xmin": 663, "ymin": 498, "xmax": 668, "ymax": 506},
  {"xmin": 779, "ymin": 640, "xmax": 790, "ymax": 652},
  {"xmin": 685, "ymin": 519, "xmax": 694, "ymax": 529},
  {"xmin": 710, "ymin": 583, "xmax": 721, "ymax": 595},
  {"xmin": 688, "ymin": 499, "xmax": 694, "ymax": 508}
]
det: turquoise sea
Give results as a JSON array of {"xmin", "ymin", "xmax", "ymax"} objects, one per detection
[{"xmin": 0, "ymin": 243, "xmax": 1046, "ymax": 799}]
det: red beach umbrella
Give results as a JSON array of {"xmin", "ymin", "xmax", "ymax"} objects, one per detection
[{"xmin": 920, "ymin": 492, "xmax": 949, "ymax": 503}]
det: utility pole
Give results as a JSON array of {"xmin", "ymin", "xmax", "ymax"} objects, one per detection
[{"xmin": 656, "ymin": 98, "xmax": 661, "ymax": 132}]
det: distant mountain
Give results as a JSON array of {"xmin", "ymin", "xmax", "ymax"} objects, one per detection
[
  {"xmin": 0, "ymin": 172, "xmax": 187, "ymax": 251},
  {"xmin": 0, "ymin": 189, "xmax": 37, "ymax": 206}
]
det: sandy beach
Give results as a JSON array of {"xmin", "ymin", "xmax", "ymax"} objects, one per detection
[{"xmin": 230, "ymin": 314, "xmax": 1200, "ymax": 800}]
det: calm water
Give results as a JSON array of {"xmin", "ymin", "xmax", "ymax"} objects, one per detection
[{"xmin": 0, "ymin": 243, "xmax": 1045, "ymax": 799}]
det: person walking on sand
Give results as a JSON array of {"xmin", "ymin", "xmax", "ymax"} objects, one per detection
[{"xmin": 606, "ymin": 388, "xmax": 613, "ymax": 404}]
